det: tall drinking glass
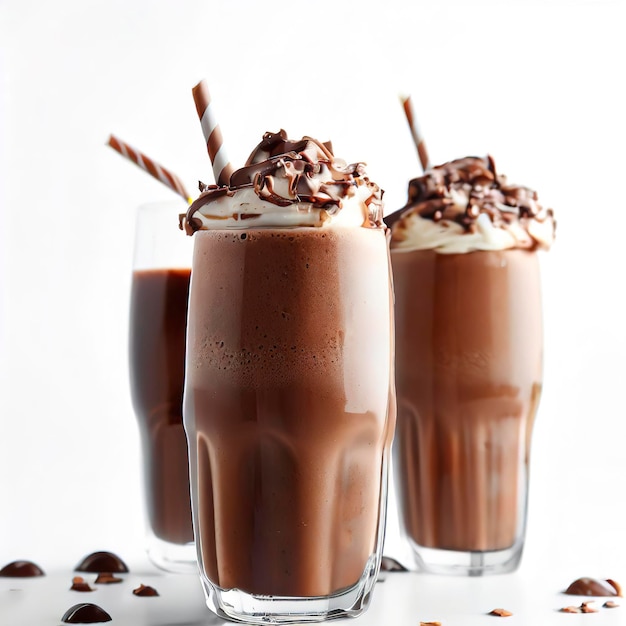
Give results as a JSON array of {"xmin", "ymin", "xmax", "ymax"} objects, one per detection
[
  {"xmin": 392, "ymin": 248, "xmax": 543, "ymax": 575},
  {"xmin": 183, "ymin": 224, "xmax": 395, "ymax": 622},
  {"xmin": 129, "ymin": 201, "xmax": 195, "ymax": 572},
  {"xmin": 388, "ymin": 156, "xmax": 554, "ymax": 576}
]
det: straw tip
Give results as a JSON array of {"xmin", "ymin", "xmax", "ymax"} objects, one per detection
[
  {"xmin": 106, "ymin": 133, "xmax": 121, "ymax": 149},
  {"xmin": 192, "ymin": 79, "xmax": 209, "ymax": 96},
  {"xmin": 398, "ymin": 93, "xmax": 411, "ymax": 104}
]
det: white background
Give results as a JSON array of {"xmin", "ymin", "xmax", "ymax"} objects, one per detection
[{"xmin": 1, "ymin": 0, "xmax": 626, "ymax": 622}]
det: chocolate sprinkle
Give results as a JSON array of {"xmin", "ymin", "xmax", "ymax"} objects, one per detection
[
  {"xmin": 61, "ymin": 603, "xmax": 112, "ymax": 623},
  {"xmin": 0, "ymin": 560, "xmax": 45, "ymax": 577},
  {"xmin": 74, "ymin": 551, "xmax": 129, "ymax": 573}
]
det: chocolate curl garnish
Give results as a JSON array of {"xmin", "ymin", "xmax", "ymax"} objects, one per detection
[
  {"xmin": 400, "ymin": 94, "xmax": 430, "ymax": 172},
  {"xmin": 192, "ymin": 80, "xmax": 234, "ymax": 187},
  {"xmin": 107, "ymin": 134, "xmax": 191, "ymax": 203}
]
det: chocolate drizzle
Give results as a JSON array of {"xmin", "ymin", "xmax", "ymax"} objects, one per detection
[
  {"xmin": 386, "ymin": 156, "xmax": 555, "ymax": 250},
  {"xmin": 182, "ymin": 129, "xmax": 383, "ymax": 234}
]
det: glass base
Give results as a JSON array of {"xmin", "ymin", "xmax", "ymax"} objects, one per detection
[
  {"xmin": 199, "ymin": 554, "xmax": 380, "ymax": 624},
  {"xmin": 409, "ymin": 539, "xmax": 524, "ymax": 576},
  {"xmin": 146, "ymin": 532, "xmax": 197, "ymax": 574}
]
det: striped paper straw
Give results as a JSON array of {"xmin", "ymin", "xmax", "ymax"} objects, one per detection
[
  {"xmin": 192, "ymin": 80, "xmax": 234, "ymax": 187},
  {"xmin": 107, "ymin": 134, "xmax": 191, "ymax": 203},
  {"xmin": 400, "ymin": 94, "xmax": 430, "ymax": 172}
]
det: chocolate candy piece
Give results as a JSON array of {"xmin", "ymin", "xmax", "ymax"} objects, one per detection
[
  {"xmin": 565, "ymin": 577, "xmax": 621, "ymax": 597},
  {"xmin": 380, "ymin": 556, "xmax": 408, "ymax": 572},
  {"xmin": 133, "ymin": 583, "xmax": 159, "ymax": 597},
  {"xmin": 61, "ymin": 603, "xmax": 112, "ymax": 623},
  {"xmin": 0, "ymin": 560, "xmax": 45, "ymax": 577},
  {"xmin": 74, "ymin": 551, "xmax": 128, "ymax": 573}
]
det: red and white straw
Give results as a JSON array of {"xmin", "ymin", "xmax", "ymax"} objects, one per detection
[
  {"xmin": 107, "ymin": 134, "xmax": 191, "ymax": 203},
  {"xmin": 400, "ymin": 94, "xmax": 430, "ymax": 172},
  {"xmin": 192, "ymin": 80, "xmax": 234, "ymax": 187}
]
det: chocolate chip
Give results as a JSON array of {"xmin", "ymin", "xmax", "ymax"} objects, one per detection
[
  {"xmin": 61, "ymin": 603, "xmax": 112, "ymax": 623},
  {"xmin": 74, "ymin": 551, "xmax": 128, "ymax": 573},
  {"xmin": 0, "ymin": 560, "xmax": 45, "ymax": 577},
  {"xmin": 133, "ymin": 584, "xmax": 159, "ymax": 597}
]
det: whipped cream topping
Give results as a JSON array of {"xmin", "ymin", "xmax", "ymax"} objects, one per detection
[
  {"xmin": 386, "ymin": 156, "xmax": 556, "ymax": 254},
  {"xmin": 181, "ymin": 130, "xmax": 384, "ymax": 233}
]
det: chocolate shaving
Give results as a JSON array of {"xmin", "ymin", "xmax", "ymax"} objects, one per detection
[
  {"xmin": 488, "ymin": 608, "xmax": 513, "ymax": 617},
  {"xmin": 560, "ymin": 601, "xmax": 598, "ymax": 614},
  {"xmin": 132, "ymin": 584, "xmax": 159, "ymax": 597},
  {"xmin": 71, "ymin": 576, "xmax": 95, "ymax": 592},
  {"xmin": 94, "ymin": 572, "xmax": 123, "ymax": 584}
]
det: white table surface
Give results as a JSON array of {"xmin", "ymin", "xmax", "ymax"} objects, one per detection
[{"xmin": 2, "ymin": 552, "xmax": 625, "ymax": 626}]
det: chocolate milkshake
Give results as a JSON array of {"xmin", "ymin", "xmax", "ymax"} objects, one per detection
[
  {"xmin": 386, "ymin": 157, "xmax": 555, "ymax": 575},
  {"xmin": 181, "ymin": 131, "xmax": 395, "ymax": 622},
  {"xmin": 129, "ymin": 267, "xmax": 193, "ymax": 546},
  {"xmin": 128, "ymin": 201, "xmax": 195, "ymax": 572}
]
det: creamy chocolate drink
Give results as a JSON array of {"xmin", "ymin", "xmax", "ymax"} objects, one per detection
[
  {"xmin": 181, "ymin": 130, "xmax": 395, "ymax": 622},
  {"xmin": 129, "ymin": 267, "xmax": 193, "ymax": 547},
  {"xmin": 386, "ymin": 157, "xmax": 555, "ymax": 574}
]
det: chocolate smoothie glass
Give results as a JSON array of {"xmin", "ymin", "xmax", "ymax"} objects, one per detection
[
  {"xmin": 182, "ymin": 131, "xmax": 396, "ymax": 623},
  {"xmin": 129, "ymin": 201, "xmax": 196, "ymax": 572},
  {"xmin": 386, "ymin": 157, "xmax": 555, "ymax": 575}
]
